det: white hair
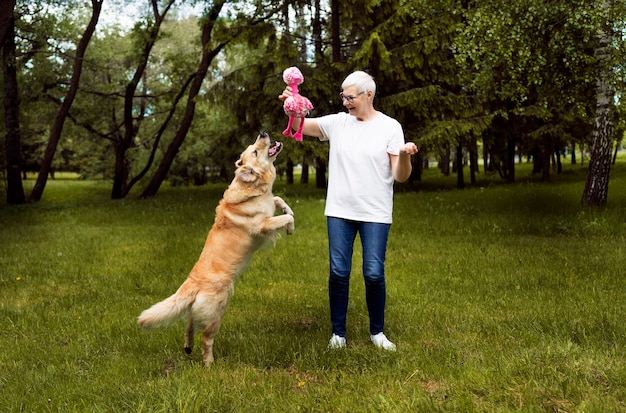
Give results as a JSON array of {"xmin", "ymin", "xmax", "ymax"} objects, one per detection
[{"xmin": 342, "ymin": 71, "xmax": 376, "ymax": 97}]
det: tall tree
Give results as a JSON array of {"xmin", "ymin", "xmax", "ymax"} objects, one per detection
[
  {"xmin": 140, "ymin": 1, "xmax": 284, "ymax": 198},
  {"xmin": 582, "ymin": 0, "xmax": 615, "ymax": 207},
  {"xmin": 140, "ymin": 0, "xmax": 228, "ymax": 198},
  {"xmin": 109, "ymin": 0, "xmax": 177, "ymax": 199},
  {"xmin": 1, "ymin": 0, "xmax": 26, "ymax": 204},
  {"xmin": 29, "ymin": 0, "xmax": 103, "ymax": 202}
]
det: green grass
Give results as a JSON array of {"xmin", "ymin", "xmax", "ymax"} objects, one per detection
[{"xmin": 2, "ymin": 161, "xmax": 626, "ymax": 412}]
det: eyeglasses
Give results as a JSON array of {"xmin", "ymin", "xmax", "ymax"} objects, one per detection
[{"xmin": 340, "ymin": 91, "xmax": 364, "ymax": 103}]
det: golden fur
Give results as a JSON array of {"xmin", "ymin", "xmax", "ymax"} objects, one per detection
[{"xmin": 137, "ymin": 133, "xmax": 294, "ymax": 366}]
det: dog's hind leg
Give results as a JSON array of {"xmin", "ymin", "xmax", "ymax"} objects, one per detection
[
  {"xmin": 201, "ymin": 321, "xmax": 221, "ymax": 366},
  {"xmin": 194, "ymin": 288, "xmax": 231, "ymax": 366},
  {"xmin": 184, "ymin": 320, "xmax": 194, "ymax": 354}
]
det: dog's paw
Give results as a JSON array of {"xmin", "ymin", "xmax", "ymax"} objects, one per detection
[
  {"xmin": 282, "ymin": 205, "xmax": 294, "ymax": 216},
  {"xmin": 285, "ymin": 217, "xmax": 295, "ymax": 235}
]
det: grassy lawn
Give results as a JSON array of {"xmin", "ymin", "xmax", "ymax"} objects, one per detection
[{"xmin": 1, "ymin": 161, "xmax": 626, "ymax": 412}]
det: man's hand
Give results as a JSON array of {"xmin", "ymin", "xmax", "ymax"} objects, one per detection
[
  {"xmin": 278, "ymin": 86, "xmax": 293, "ymax": 102},
  {"xmin": 400, "ymin": 142, "xmax": 418, "ymax": 156}
]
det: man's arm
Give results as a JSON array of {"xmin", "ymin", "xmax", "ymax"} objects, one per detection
[{"xmin": 390, "ymin": 143, "xmax": 418, "ymax": 183}]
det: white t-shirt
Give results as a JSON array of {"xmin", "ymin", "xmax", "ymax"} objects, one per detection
[{"xmin": 317, "ymin": 111, "xmax": 405, "ymax": 224}]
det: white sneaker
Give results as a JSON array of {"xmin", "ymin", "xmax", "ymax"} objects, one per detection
[
  {"xmin": 370, "ymin": 332, "xmax": 397, "ymax": 351},
  {"xmin": 328, "ymin": 334, "xmax": 346, "ymax": 349}
]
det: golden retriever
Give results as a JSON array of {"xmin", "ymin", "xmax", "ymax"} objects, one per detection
[{"xmin": 138, "ymin": 132, "xmax": 294, "ymax": 366}]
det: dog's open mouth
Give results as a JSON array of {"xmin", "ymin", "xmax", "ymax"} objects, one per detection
[{"xmin": 268, "ymin": 141, "xmax": 283, "ymax": 158}]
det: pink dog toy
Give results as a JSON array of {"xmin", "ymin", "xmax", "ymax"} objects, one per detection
[{"xmin": 282, "ymin": 67, "xmax": 313, "ymax": 141}]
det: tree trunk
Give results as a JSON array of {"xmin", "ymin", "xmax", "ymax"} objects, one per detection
[
  {"xmin": 2, "ymin": 0, "xmax": 25, "ymax": 204},
  {"xmin": 612, "ymin": 137, "xmax": 620, "ymax": 164},
  {"xmin": 580, "ymin": 139, "xmax": 585, "ymax": 166},
  {"xmin": 286, "ymin": 157, "xmax": 294, "ymax": 185},
  {"xmin": 469, "ymin": 137, "xmax": 478, "ymax": 184},
  {"xmin": 482, "ymin": 137, "xmax": 490, "ymax": 172},
  {"xmin": 315, "ymin": 156, "xmax": 326, "ymax": 189},
  {"xmin": 0, "ymin": 0, "xmax": 14, "ymax": 43},
  {"xmin": 456, "ymin": 145, "xmax": 465, "ymax": 189},
  {"xmin": 409, "ymin": 153, "xmax": 422, "ymax": 183},
  {"xmin": 29, "ymin": 0, "xmax": 102, "ymax": 202},
  {"xmin": 506, "ymin": 136, "xmax": 515, "ymax": 182},
  {"xmin": 111, "ymin": 0, "xmax": 176, "ymax": 199},
  {"xmin": 541, "ymin": 143, "xmax": 550, "ymax": 182},
  {"xmin": 439, "ymin": 145, "xmax": 450, "ymax": 176},
  {"xmin": 331, "ymin": 0, "xmax": 341, "ymax": 63},
  {"xmin": 296, "ymin": 2, "xmax": 307, "ymax": 62},
  {"xmin": 301, "ymin": 160, "xmax": 309, "ymax": 184},
  {"xmin": 582, "ymin": 5, "xmax": 614, "ymax": 207},
  {"xmin": 140, "ymin": 1, "xmax": 227, "ymax": 198},
  {"xmin": 313, "ymin": 0, "xmax": 323, "ymax": 62}
]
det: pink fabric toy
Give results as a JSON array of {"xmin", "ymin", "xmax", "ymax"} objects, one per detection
[{"xmin": 282, "ymin": 66, "xmax": 313, "ymax": 141}]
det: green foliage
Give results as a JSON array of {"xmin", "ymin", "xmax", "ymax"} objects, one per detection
[
  {"xmin": 5, "ymin": 0, "xmax": 626, "ymax": 202},
  {"xmin": 456, "ymin": 0, "xmax": 599, "ymax": 105},
  {"xmin": 12, "ymin": 2, "xmax": 87, "ymax": 173},
  {"xmin": 352, "ymin": 32, "xmax": 392, "ymax": 76},
  {"xmin": 339, "ymin": 0, "xmax": 487, "ymax": 153},
  {"xmin": 450, "ymin": 0, "xmax": 626, "ymax": 184},
  {"xmin": 2, "ymin": 162, "xmax": 626, "ymax": 411}
]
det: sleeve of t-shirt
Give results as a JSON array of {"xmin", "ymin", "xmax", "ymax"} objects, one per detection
[
  {"xmin": 386, "ymin": 118, "xmax": 405, "ymax": 155},
  {"xmin": 316, "ymin": 112, "xmax": 346, "ymax": 142}
]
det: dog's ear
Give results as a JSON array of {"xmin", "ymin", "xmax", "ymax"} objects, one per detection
[{"xmin": 237, "ymin": 167, "xmax": 258, "ymax": 183}]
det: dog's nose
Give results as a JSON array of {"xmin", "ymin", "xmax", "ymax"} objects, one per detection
[{"xmin": 260, "ymin": 132, "xmax": 269, "ymax": 138}]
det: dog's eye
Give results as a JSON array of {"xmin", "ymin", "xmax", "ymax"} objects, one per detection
[{"xmin": 253, "ymin": 150, "xmax": 258, "ymax": 157}]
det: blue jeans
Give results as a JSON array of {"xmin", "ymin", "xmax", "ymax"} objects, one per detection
[{"xmin": 327, "ymin": 216, "xmax": 390, "ymax": 337}]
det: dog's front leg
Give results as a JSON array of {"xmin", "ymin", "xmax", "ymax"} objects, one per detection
[
  {"xmin": 270, "ymin": 196, "xmax": 295, "ymax": 234},
  {"xmin": 274, "ymin": 196, "xmax": 294, "ymax": 217},
  {"xmin": 260, "ymin": 214, "xmax": 295, "ymax": 235}
]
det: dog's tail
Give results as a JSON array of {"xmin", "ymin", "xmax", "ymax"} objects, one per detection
[{"xmin": 137, "ymin": 283, "xmax": 197, "ymax": 330}]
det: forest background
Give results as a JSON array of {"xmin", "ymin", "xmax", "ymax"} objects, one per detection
[{"xmin": 1, "ymin": 0, "xmax": 626, "ymax": 206}]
